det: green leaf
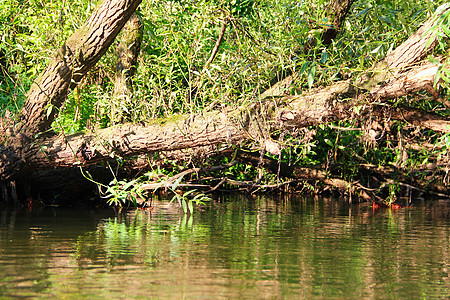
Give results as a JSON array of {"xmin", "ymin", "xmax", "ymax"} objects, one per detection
[
  {"xmin": 411, "ymin": 9, "xmax": 425, "ymax": 21},
  {"xmin": 370, "ymin": 44, "xmax": 382, "ymax": 54},
  {"xmin": 442, "ymin": 25, "xmax": 450, "ymax": 37},
  {"xmin": 46, "ymin": 105, "xmax": 53, "ymax": 118},
  {"xmin": 181, "ymin": 199, "xmax": 188, "ymax": 214},
  {"xmin": 170, "ymin": 194, "xmax": 180, "ymax": 204},
  {"xmin": 320, "ymin": 52, "xmax": 329, "ymax": 64},
  {"xmin": 188, "ymin": 201, "xmax": 193, "ymax": 214},
  {"xmin": 434, "ymin": 71, "xmax": 442, "ymax": 87},
  {"xmin": 307, "ymin": 64, "xmax": 316, "ymax": 88},
  {"xmin": 122, "ymin": 179, "xmax": 137, "ymax": 191},
  {"xmin": 183, "ymin": 189, "xmax": 197, "ymax": 197},
  {"xmin": 15, "ymin": 43, "xmax": 24, "ymax": 52},
  {"xmin": 356, "ymin": 6, "xmax": 372, "ymax": 18},
  {"xmin": 298, "ymin": 61, "xmax": 310, "ymax": 76},
  {"xmin": 171, "ymin": 174, "xmax": 184, "ymax": 190},
  {"xmin": 378, "ymin": 16, "xmax": 392, "ymax": 25}
]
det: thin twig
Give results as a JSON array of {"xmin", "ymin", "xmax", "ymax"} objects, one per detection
[
  {"xmin": 230, "ymin": 17, "xmax": 276, "ymax": 57},
  {"xmin": 206, "ymin": 177, "xmax": 227, "ymax": 193},
  {"xmin": 203, "ymin": 17, "xmax": 228, "ymax": 73}
]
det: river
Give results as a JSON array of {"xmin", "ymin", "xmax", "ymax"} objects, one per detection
[{"xmin": 0, "ymin": 195, "xmax": 449, "ymax": 298}]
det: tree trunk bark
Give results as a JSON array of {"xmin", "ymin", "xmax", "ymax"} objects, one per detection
[
  {"xmin": 20, "ymin": 0, "xmax": 142, "ymax": 136},
  {"xmin": 112, "ymin": 12, "xmax": 143, "ymax": 124},
  {"xmin": 0, "ymin": 112, "xmax": 246, "ymax": 180},
  {"xmin": 322, "ymin": 0, "xmax": 356, "ymax": 46},
  {"xmin": 0, "ymin": 58, "xmax": 445, "ymax": 181},
  {"xmin": 277, "ymin": 60, "xmax": 443, "ymax": 129}
]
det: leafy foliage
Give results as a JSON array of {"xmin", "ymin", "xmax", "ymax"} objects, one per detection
[{"xmin": 1, "ymin": 0, "xmax": 450, "ymax": 205}]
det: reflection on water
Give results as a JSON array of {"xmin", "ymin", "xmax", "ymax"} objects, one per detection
[{"xmin": 0, "ymin": 196, "xmax": 449, "ymax": 299}]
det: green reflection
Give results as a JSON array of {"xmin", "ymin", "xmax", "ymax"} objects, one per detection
[{"xmin": 0, "ymin": 197, "xmax": 449, "ymax": 299}]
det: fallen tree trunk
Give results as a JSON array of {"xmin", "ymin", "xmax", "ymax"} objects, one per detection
[
  {"xmin": 1, "ymin": 3, "xmax": 449, "ymax": 204},
  {"xmin": 0, "ymin": 112, "xmax": 246, "ymax": 180},
  {"xmin": 0, "ymin": 57, "xmax": 445, "ymax": 181},
  {"xmin": 277, "ymin": 60, "xmax": 445, "ymax": 130}
]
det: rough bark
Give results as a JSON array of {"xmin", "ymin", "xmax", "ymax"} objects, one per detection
[
  {"xmin": 0, "ymin": 112, "xmax": 246, "ymax": 180},
  {"xmin": 383, "ymin": 13, "xmax": 440, "ymax": 72},
  {"xmin": 322, "ymin": 0, "xmax": 356, "ymax": 46},
  {"xmin": 277, "ymin": 60, "xmax": 443, "ymax": 129},
  {"xmin": 112, "ymin": 12, "xmax": 143, "ymax": 123},
  {"xmin": 20, "ymin": 0, "xmax": 142, "ymax": 136}
]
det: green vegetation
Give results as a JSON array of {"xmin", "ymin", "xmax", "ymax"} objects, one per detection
[
  {"xmin": 170, "ymin": 188, "xmax": 211, "ymax": 215},
  {"xmin": 1, "ymin": 0, "xmax": 450, "ymax": 208}
]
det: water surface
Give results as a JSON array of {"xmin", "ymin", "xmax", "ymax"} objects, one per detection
[{"xmin": 0, "ymin": 196, "xmax": 449, "ymax": 298}]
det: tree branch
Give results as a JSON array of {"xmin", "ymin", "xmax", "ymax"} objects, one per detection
[{"xmin": 20, "ymin": 0, "xmax": 142, "ymax": 135}]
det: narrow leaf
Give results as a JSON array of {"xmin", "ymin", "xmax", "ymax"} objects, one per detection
[
  {"xmin": 171, "ymin": 174, "xmax": 184, "ymax": 190},
  {"xmin": 307, "ymin": 64, "xmax": 316, "ymax": 88},
  {"xmin": 188, "ymin": 201, "xmax": 194, "ymax": 214},
  {"xmin": 182, "ymin": 199, "xmax": 188, "ymax": 214}
]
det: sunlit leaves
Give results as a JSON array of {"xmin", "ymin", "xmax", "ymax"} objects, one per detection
[
  {"xmin": 307, "ymin": 62, "xmax": 316, "ymax": 88},
  {"xmin": 426, "ymin": 3, "xmax": 450, "ymax": 88}
]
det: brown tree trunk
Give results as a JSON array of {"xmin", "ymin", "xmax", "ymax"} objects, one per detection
[
  {"xmin": 277, "ymin": 61, "xmax": 443, "ymax": 129},
  {"xmin": 112, "ymin": 12, "xmax": 143, "ymax": 124},
  {"xmin": 20, "ymin": 0, "xmax": 142, "ymax": 136},
  {"xmin": 0, "ymin": 112, "xmax": 246, "ymax": 180},
  {"xmin": 322, "ymin": 0, "xmax": 356, "ymax": 46}
]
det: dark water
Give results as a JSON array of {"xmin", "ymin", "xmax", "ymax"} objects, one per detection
[{"xmin": 0, "ymin": 196, "xmax": 449, "ymax": 299}]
